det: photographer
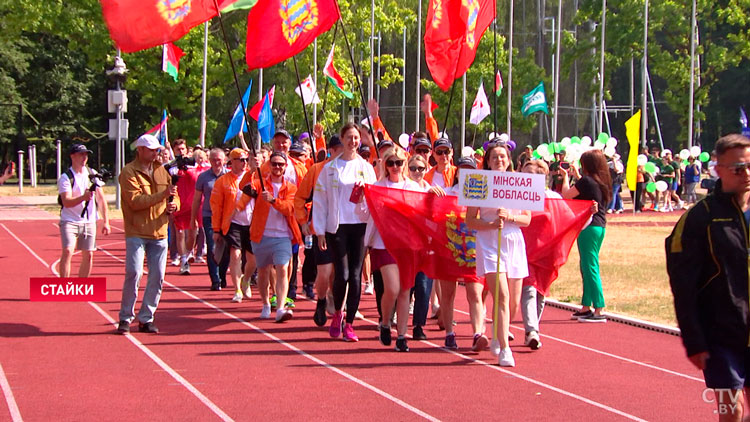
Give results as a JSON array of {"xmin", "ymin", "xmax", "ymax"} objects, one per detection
[
  {"xmin": 57, "ymin": 144, "xmax": 110, "ymax": 278},
  {"xmin": 167, "ymin": 139, "xmax": 199, "ymax": 275}
]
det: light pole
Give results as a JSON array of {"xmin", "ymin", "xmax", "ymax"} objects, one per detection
[{"xmin": 106, "ymin": 52, "xmax": 128, "ymax": 210}]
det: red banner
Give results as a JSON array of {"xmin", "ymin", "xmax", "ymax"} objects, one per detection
[
  {"xmin": 100, "ymin": 0, "xmax": 236, "ymax": 53},
  {"xmin": 245, "ymin": 0, "xmax": 340, "ymax": 70},
  {"xmin": 30, "ymin": 278, "xmax": 107, "ymax": 302}
]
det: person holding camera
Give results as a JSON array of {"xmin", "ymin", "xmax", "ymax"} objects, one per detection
[
  {"xmin": 57, "ymin": 144, "xmax": 110, "ymax": 278},
  {"xmin": 116, "ymin": 135, "xmax": 178, "ymax": 334},
  {"xmin": 167, "ymin": 139, "xmax": 200, "ymax": 275}
]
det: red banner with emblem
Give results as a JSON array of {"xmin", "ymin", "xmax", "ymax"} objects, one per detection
[
  {"xmin": 245, "ymin": 0, "xmax": 340, "ymax": 70},
  {"xmin": 424, "ymin": 0, "xmax": 495, "ymax": 91}
]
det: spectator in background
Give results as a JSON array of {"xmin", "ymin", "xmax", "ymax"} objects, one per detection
[
  {"xmin": 607, "ymin": 154, "xmax": 624, "ymax": 214},
  {"xmin": 683, "ymin": 155, "xmax": 701, "ymax": 206}
]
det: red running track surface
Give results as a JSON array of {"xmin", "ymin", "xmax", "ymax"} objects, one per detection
[{"xmin": 0, "ymin": 220, "xmax": 713, "ymax": 421}]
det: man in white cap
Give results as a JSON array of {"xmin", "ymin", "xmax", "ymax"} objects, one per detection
[{"xmin": 116, "ymin": 134, "xmax": 178, "ymax": 334}]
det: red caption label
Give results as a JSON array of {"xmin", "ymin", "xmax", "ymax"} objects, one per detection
[{"xmin": 30, "ymin": 277, "xmax": 106, "ymax": 302}]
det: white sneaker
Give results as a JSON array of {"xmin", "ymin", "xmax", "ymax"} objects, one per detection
[
  {"xmin": 195, "ymin": 256, "xmax": 206, "ymax": 264},
  {"xmin": 355, "ymin": 311, "xmax": 365, "ymax": 320},
  {"xmin": 170, "ymin": 258, "xmax": 180, "ymax": 266},
  {"xmin": 677, "ymin": 200, "xmax": 685, "ymax": 210},
  {"xmin": 260, "ymin": 304, "xmax": 271, "ymax": 319},
  {"xmin": 364, "ymin": 281, "xmax": 374, "ymax": 295},
  {"xmin": 275, "ymin": 308, "xmax": 293, "ymax": 322},
  {"xmin": 498, "ymin": 348, "xmax": 515, "ymax": 367},
  {"xmin": 490, "ymin": 338, "xmax": 501, "ymax": 357},
  {"xmin": 187, "ymin": 253, "xmax": 195, "ymax": 263},
  {"xmin": 231, "ymin": 292, "xmax": 243, "ymax": 303},
  {"xmin": 179, "ymin": 261, "xmax": 190, "ymax": 275},
  {"xmin": 524, "ymin": 331, "xmax": 542, "ymax": 350},
  {"xmin": 240, "ymin": 276, "xmax": 251, "ymax": 299}
]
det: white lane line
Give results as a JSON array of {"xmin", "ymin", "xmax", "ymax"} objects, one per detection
[
  {"xmin": 451, "ymin": 307, "xmax": 703, "ymax": 382},
  {"xmin": 0, "ymin": 362, "xmax": 23, "ymax": 422},
  {"xmin": 0, "ymin": 223, "xmax": 234, "ymax": 422},
  {"xmin": 95, "ymin": 247, "xmax": 440, "ymax": 422}
]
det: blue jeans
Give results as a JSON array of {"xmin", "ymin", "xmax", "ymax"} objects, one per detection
[
  {"xmin": 119, "ymin": 237, "xmax": 168, "ymax": 324},
  {"xmin": 608, "ymin": 183, "xmax": 623, "ymax": 211},
  {"xmin": 411, "ymin": 271, "xmax": 433, "ymax": 327},
  {"xmin": 203, "ymin": 216, "xmax": 229, "ymax": 286}
]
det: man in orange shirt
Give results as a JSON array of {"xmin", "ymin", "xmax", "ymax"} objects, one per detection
[{"xmin": 424, "ymin": 138, "xmax": 456, "ymax": 190}]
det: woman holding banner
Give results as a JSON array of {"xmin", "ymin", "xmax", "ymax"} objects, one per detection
[{"xmin": 466, "ymin": 141, "xmax": 531, "ymax": 367}]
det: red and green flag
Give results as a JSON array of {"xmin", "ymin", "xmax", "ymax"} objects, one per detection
[
  {"xmin": 323, "ymin": 44, "xmax": 354, "ymax": 99},
  {"xmin": 221, "ymin": 0, "xmax": 257, "ymax": 13},
  {"xmin": 495, "ymin": 70, "xmax": 503, "ymax": 97},
  {"xmin": 162, "ymin": 42, "xmax": 184, "ymax": 82}
]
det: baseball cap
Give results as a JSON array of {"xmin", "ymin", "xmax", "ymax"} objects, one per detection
[
  {"xmin": 377, "ymin": 140, "xmax": 394, "ymax": 150},
  {"xmin": 229, "ymin": 148, "xmax": 248, "ymax": 160},
  {"xmin": 358, "ymin": 145, "xmax": 371, "ymax": 154},
  {"xmin": 273, "ymin": 129, "xmax": 291, "ymax": 140},
  {"xmin": 134, "ymin": 134, "xmax": 163, "ymax": 150},
  {"xmin": 328, "ymin": 135, "xmax": 342, "ymax": 148},
  {"xmin": 661, "ymin": 149, "xmax": 672, "ymax": 157},
  {"xmin": 455, "ymin": 157, "xmax": 477, "ymax": 169},
  {"xmin": 69, "ymin": 143, "xmax": 93, "ymax": 155},
  {"xmin": 412, "ymin": 137, "xmax": 431, "ymax": 149},
  {"xmin": 289, "ymin": 143, "xmax": 306, "ymax": 154},
  {"xmin": 433, "ymin": 138, "xmax": 452, "ymax": 150},
  {"xmin": 298, "ymin": 132, "xmax": 310, "ymax": 141}
]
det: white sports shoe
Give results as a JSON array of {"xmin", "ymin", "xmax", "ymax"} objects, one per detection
[
  {"xmin": 260, "ymin": 304, "xmax": 271, "ymax": 319},
  {"xmin": 231, "ymin": 292, "xmax": 243, "ymax": 303},
  {"xmin": 179, "ymin": 261, "xmax": 190, "ymax": 275},
  {"xmin": 275, "ymin": 308, "xmax": 293, "ymax": 322},
  {"xmin": 490, "ymin": 338, "xmax": 501, "ymax": 357},
  {"xmin": 364, "ymin": 281, "xmax": 374, "ymax": 295},
  {"xmin": 498, "ymin": 348, "xmax": 515, "ymax": 367},
  {"xmin": 524, "ymin": 331, "xmax": 542, "ymax": 350}
]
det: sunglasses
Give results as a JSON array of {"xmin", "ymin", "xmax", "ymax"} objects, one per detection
[
  {"xmin": 270, "ymin": 161, "xmax": 286, "ymax": 168},
  {"xmin": 234, "ymin": 157, "xmax": 249, "ymax": 162},
  {"xmin": 415, "ymin": 148, "xmax": 431, "ymax": 154},
  {"xmin": 488, "ymin": 139, "xmax": 509, "ymax": 148},
  {"xmin": 409, "ymin": 166, "xmax": 426, "ymax": 172},
  {"xmin": 386, "ymin": 159, "xmax": 405, "ymax": 167},
  {"xmin": 722, "ymin": 162, "xmax": 750, "ymax": 175},
  {"xmin": 434, "ymin": 149, "xmax": 451, "ymax": 156}
]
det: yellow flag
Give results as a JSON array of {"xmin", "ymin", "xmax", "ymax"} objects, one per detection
[{"xmin": 625, "ymin": 110, "xmax": 642, "ymax": 191}]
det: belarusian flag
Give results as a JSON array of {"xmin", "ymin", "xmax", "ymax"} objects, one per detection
[
  {"xmin": 495, "ymin": 70, "xmax": 503, "ymax": 97},
  {"xmin": 162, "ymin": 43, "xmax": 184, "ymax": 82},
  {"xmin": 221, "ymin": 0, "xmax": 257, "ymax": 13},
  {"xmin": 323, "ymin": 44, "xmax": 354, "ymax": 99}
]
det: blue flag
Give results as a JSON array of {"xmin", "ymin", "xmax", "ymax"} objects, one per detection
[
  {"xmin": 741, "ymin": 108, "xmax": 750, "ymax": 137},
  {"xmin": 257, "ymin": 90, "xmax": 275, "ymax": 143},
  {"xmin": 223, "ymin": 80, "xmax": 253, "ymax": 143}
]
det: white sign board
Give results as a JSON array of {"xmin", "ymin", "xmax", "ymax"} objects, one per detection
[{"xmin": 456, "ymin": 169, "xmax": 546, "ymax": 211}]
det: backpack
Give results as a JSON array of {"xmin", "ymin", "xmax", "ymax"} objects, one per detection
[{"xmin": 57, "ymin": 168, "xmax": 77, "ymax": 208}]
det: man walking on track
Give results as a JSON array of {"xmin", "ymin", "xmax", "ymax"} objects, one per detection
[
  {"xmin": 667, "ymin": 134, "xmax": 750, "ymax": 421},
  {"xmin": 116, "ymin": 134, "xmax": 178, "ymax": 334}
]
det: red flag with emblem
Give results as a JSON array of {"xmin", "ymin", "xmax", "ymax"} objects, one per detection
[
  {"xmin": 424, "ymin": 0, "xmax": 495, "ymax": 91},
  {"xmin": 100, "ymin": 0, "xmax": 237, "ymax": 53},
  {"xmin": 245, "ymin": 0, "xmax": 340, "ymax": 70}
]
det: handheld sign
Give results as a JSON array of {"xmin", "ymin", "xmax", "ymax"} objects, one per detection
[{"xmin": 456, "ymin": 169, "xmax": 546, "ymax": 211}]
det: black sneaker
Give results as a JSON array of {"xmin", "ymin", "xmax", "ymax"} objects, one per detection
[
  {"xmin": 313, "ymin": 299, "xmax": 327, "ymax": 327},
  {"xmin": 578, "ymin": 313, "xmax": 607, "ymax": 323},
  {"xmin": 138, "ymin": 322, "xmax": 160, "ymax": 333},
  {"xmin": 116, "ymin": 321, "xmax": 130, "ymax": 334},
  {"xmin": 444, "ymin": 333, "xmax": 458, "ymax": 350},
  {"xmin": 379, "ymin": 324, "xmax": 392, "ymax": 346},
  {"xmin": 413, "ymin": 325, "xmax": 427, "ymax": 340},
  {"xmin": 220, "ymin": 279, "xmax": 227, "ymax": 289},
  {"xmin": 571, "ymin": 310, "xmax": 593, "ymax": 320},
  {"xmin": 395, "ymin": 337, "xmax": 409, "ymax": 352},
  {"xmin": 210, "ymin": 284, "xmax": 221, "ymax": 291},
  {"xmin": 303, "ymin": 285, "xmax": 316, "ymax": 300}
]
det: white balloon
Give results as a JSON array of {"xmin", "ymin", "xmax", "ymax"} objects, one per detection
[
  {"xmin": 679, "ymin": 149, "xmax": 690, "ymax": 160},
  {"xmin": 461, "ymin": 146, "xmax": 475, "ymax": 157},
  {"xmin": 690, "ymin": 146, "xmax": 701, "ymax": 157},
  {"xmin": 604, "ymin": 146, "xmax": 616, "ymax": 157},
  {"xmin": 655, "ymin": 180, "xmax": 668, "ymax": 192},
  {"xmin": 606, "ymin": 138, "xmax": 618, "ymax": 148},
  {"xmin": 581, "ymin": 136, "xmax": 592, "ymax": 147},
  {"xmin": 488, "ymin": 132, "xmax": 499, "ymax": 141},
  {"xmin": 438, "ymin": 131, "xmax": 450, "ymax": 140},
  {"xmin": 398, "ymin": 133, "xmax": 410, "ymax": 149},
  {"xmin": 499, "ymin": 133, "xmax": 510, "ymax": 142},
  {"xmin": 637, "ymin": 154, "xmax": 648, "ymax": 165}
]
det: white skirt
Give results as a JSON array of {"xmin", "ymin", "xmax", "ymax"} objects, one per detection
[{"xmin": 475, "ymin": 224, "xmax": 529, "ymax": 279}]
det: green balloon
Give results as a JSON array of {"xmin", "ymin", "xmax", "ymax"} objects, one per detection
[
  {"xmin": 553, "ymin": 143, "xmax": 562, "ymax": 153},
  {"xmin": 571, "ymin": 136, "xmax": 581, "ymax": 144},
  {"xmin": 532, "ymin": 151, "xmax": 541, "ymax": 159},
  {"xmin": 646, "ymin": 182, "xmax": 656, "ymax": 193},
  {"xmin": 597, "ymin": 132, "xmax": 609, "ymax": 143},
  {"xmin": 644, "ymin": 162, "xmax": 656, "ymax": 174},
  {"xmin": 548, "ymin": 143, "xmax": 556, "ymax": 155},
  {"xmin": 699, "ymin": 152, "xmax": 710, "ymax": 162}
]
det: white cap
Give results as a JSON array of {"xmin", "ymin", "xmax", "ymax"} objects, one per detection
[
  {"xmin": 661, "ymin": 149, "xmax": 672, "ymax": 158},
  {"xmin": 135, "ymin": 134, "xmax": 163, "ymax": 150}
]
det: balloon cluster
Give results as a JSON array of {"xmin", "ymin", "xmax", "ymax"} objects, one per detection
[
  {"xmin": 527, "ymin": 133, "xmax": 618, "ymax": 166},
  {"xmin": 639, "ymin": 145, "xmax": 709, "ymax": 193}
]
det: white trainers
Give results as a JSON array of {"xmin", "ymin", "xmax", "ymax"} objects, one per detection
[
  {"xmin": 187, "ymin": 253, "xmax": 195, "ymax": 263},
  {"xmin": 170, "ymin": 258, "xmax": 180, "ymax": 266},
  {"xmin": 524, "ymin": 331, "xmax": 542, "ymax": 350},
  {"xmin": 490, "ymin": 338, "xmax": 501, "ymax": 357},
  {"xmin": 179, "ymin": 261, "xmax": 190, "ymax": 275},
  {"xmin": 275, "ymin": 308, "xmax": 293, "ymax": 322},
  {"xmin": 355, "ymin": 311, "xmax": 365, "ymax": 320},
  {"xmin": 195, "ymin": 255, "xmax": 206, "ymax": 264},
  {"xmin": 231, "ymin": 292, "xmax": 243, "ymax": 303},
  {"xmin": 240, "ymin": 276, "xmax": 252, "ymax": 299},
  {"xmin": 498, "ymin": 348, "xmax": 515, "ymax": 367},
  {"xmin": 364, "ymin": 281, "xmax": 374, "ymax": 295},
  {"xmin": 260, "ymin": 304, "xmax": 271, "ymax": 319}
]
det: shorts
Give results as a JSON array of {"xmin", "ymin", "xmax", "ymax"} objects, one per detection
[
  {"xmin": 60, "ymin": 221, "xmax": 96, "ymax": 251},
  {"xmin": 173, "ymin": 213, "xmax": 191, "ymax": 231},
  {"xmin": 704, "ymin": 344, "xmax": 750, "ymax": 389},
  {"xmin": 370, "ymin": 248, "xmax": 396, "ymax": 271},
  {"xmin": 314, "ymin": 236, "xmax": 333, "ymax": 265},
  {"xmin": 475, "ymin": 226, "xmax": 529, "ymax": 279},
  {"xmin": 670, "ymin": 181, "xmax": 679, "ymax": 191},
  {"xmin": 251, "ymin": 236, "xmax": 292, "ymax": 268},
  {"xmin": 224, "ymin": 223, "xmax": 253, "ymax": 253}
]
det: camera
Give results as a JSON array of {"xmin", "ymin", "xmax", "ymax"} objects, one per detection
[
  {"xmin": 164, "ymin": 155, "xmax": 196, "ymax": 172},
  {"xmin": 89, "ymin": 168, "xmax": 113, "ymax": 184},
  {"xmin": 560, "ymin": 162, "xmax": 570, "ymax": 170}
]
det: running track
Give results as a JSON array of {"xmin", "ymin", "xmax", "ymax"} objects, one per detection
[{"xmin": 0, "ymin": 219, "xmax": 713, "ymax": 421}]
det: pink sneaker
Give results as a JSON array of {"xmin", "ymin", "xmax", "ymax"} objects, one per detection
[
  {"xmin": 329, "ymin": 311, "xmax": 343, "ymax": 338},
  {"xmin": 343, "ymin": 323, "xmax": 359, "ymax": 342}
]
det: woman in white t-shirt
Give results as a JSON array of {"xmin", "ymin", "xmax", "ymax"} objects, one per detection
[
  {"xmin": 359, "ymin": 148, "xmax": 422, "ymax": 352},
  {"xmin": 313, "ymin": 123, "xmax": 377, "ymax": 342},
  {"xmin": 466, "ymin": 141, "xmax": 531, "ymax": 367}
]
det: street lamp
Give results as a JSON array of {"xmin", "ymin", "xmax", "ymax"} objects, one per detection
[{"xmin": 106, "ymin": 53, "xmax": 128, "ymax": 210}]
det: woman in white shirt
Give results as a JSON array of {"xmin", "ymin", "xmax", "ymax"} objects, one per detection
[
  {"xmin": 313, "ymin": 123, "xmax": 377, "ymax": 342},
  {"xmin": 466, "ymin": 141, "xmax": 531, "ymax": 367}
]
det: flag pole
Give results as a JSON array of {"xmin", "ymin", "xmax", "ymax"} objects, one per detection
[
  {"xmin": 597, "ymin": 0, "xmax": 606, "ymax": 135},
  {"xmin": 313, "ymin": 40, "xmax": 318, "ymax": 128},
  {"xmin": 439, "ymin": 41, "xmax": 466, "ymax": 137},
  {"xmin": 336, "ymin": 18, "xmax": 380, "ymax": 158},
  {"xmin": 318, "ymin": 24, "xmax": 339, "ymax": 122},
  {"xmin": 461, "ymin": 74, "xmax": 466, "ymax": 150},
  {"xmin": 507, "ymin": 0, "xmax": 514, "ymax": 138},
  {"xmin": 416, "ymin": 0, "xmax": 422, "ymax": 131},
  {"xmin": 687, "ymin": 0, "xmax": 697, "ymax": 148},
  {"xmin": 199, "ymin": 22, "xmax": 208, "ymax": 148},
  {"xmin": 292, "ymin": 55, "xmax": 318, "ymax": 163},
  {"xmin": 493, "ymin": 226, "xmax": 503, "ymax": 355},
  {"xmin": 641, "ymin": 0, "xmax": 648, "ymax": 148}
]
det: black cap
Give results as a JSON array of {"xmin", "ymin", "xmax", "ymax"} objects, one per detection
[
  {"xmin": 289, "ymin": 143, "xmax": 306, "ymax": 154},
  {"xmin": 455, "ymin": 157, "xmax": 477, "ymax": 169},
  {"xmin": 377, "ymin": 140, "xmax": 394, "ymax": 150},
  {"xmin": 433, "ymin": 138, "xmax": 452, "ymax": 150},
  {"xmin": 328, "ymin": 134, "xmax": 342, "ymax": 148},
  {"xmin": 273, "ymin": 129, "xmax": 291, "ymax": 140},
  {"xmin": 358, "ymin": 145, "xmax": 371, "ymax": 154},
  {"xmin": 69, "ymin": 144, "xmax": 92, "ymax": 155},
  {"xmin": 412, "ymin": 137, "xmax": 431, "ymax": 149}
]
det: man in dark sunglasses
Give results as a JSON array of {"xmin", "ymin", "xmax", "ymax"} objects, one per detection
[
  {"xmin": 424, "ymin": 138, "xmax": 456, "ymax": 193},
  {"xmin": 411, "ymin": 134, "xmax": 432, "ymax": 163},
  {"xmin": 667, "ymin": 134, "xmax": 750, "ymax": 421}
]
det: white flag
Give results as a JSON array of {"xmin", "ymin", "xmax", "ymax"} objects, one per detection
[
  {"xmin": 294, "ymin": 74, "xmax": 321, "ymax": 105},
  {"xmin": 469, "ymin": 82, "xmax": 491, "ymax": 125}
]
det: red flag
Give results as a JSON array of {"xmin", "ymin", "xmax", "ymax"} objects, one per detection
[
  {"xmin": 522, "ymin": 198, "xmax": 594, "ymax": 296},
  {"xmin": 245, "ymin": 0, "xmax": 340, "ymax": 70},
  {"xmin": 424, "ymin": 0, "xmax": 495, "ymax": 91},
  {"xmin": 100, "ymin": 0, "xmax": 236, "ymax": 53},
  {"xmin": 249, "ymin": 85, "xmax": 275, "ymax": 121}
]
